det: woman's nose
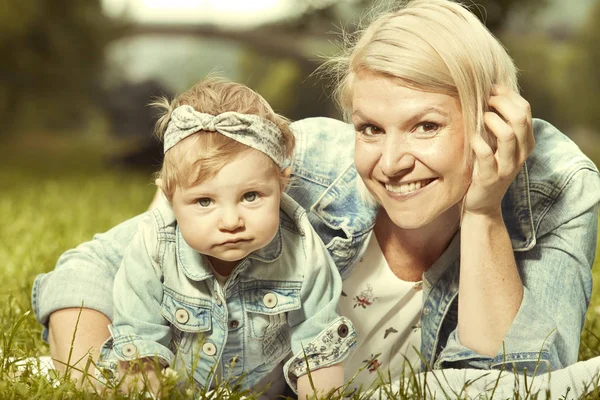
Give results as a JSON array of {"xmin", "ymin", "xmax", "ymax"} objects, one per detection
[{"xmin": 378, "ymin": 135, "xmax": 416, "ymax": 177}]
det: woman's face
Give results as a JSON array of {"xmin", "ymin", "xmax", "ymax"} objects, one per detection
[{"xmin": 352, "ymin": 72, "xmax": 472, "ymax": 230}]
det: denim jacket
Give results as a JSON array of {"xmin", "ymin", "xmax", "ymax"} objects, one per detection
[
  {"xmin": 33, "ymin": 118, "xmax": 599, "ymax": 377},
  {"xmin": 92, "ymin": 193, "xmax": 356, "ymax": 391},
  {"xmin": 286, "ymin": 117, "xmax": 600, "ymax": 373}
]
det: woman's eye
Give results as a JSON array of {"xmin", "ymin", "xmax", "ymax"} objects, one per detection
[
  {"xmin": 357, "ymin": 124, "xmax": 383, "ymax": 137},
  {"xmin": 243, "ymin": 192, "xmax": 259, "ymax": 202},
  {"xmin": 196, "ymin": 198, "xmax": 212, "ymax": 207},
  {"xmin": 415, "ymin": 122, "xmax": 441, "ymax": 136}
]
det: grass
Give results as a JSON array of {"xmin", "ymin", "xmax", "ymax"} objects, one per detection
[{"xmin": 1, "ymin": 132, "xmax": 600, "ymax": 399}]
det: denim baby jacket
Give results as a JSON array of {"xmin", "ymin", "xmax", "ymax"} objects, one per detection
[
  {"xmin": 33, "ymin": 117, "xmax": 599, "ymax": 377},
  {"xmin": 285, "ymin": 117, "xmax": 600, "ymax": 373},
  {"xmin": 96, "ymin": 192, "xmax": 356, "ymax": 391}
]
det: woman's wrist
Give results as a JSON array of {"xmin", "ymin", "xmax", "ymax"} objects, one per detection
[{"xmin": 461, "ymin": 207, "xmax": 504, "ymax": 226}]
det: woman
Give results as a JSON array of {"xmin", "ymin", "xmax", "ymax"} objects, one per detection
[{"xmin": 33, "ymin": 0, "xmax": 600, "ymax": 395}]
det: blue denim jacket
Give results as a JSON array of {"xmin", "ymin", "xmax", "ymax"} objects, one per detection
[
  {"xmin": 91, "ymin": 193, "xmax": 356, "ymax": 391},
  {"xmin": 286, "ymin": 117, "xmax": 600, "ymax": 373},
  {"xmin": 33, "ymin": 118, "xmax": 599, "ymax": 376}
]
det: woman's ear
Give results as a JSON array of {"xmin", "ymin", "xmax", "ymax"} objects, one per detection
[{"xmin": 280, "ymin": 167, "xmax": 292, "ymax": 192}]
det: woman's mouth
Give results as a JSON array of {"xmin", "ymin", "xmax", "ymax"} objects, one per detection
[{"xmin": 384, "ymin": 178, "xmax": 436, "ymax": 195}]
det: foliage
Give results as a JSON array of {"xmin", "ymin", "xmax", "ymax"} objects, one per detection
[
  {"xmin": 0, "ymin": 0, "xmax": 122, "ymax": 131},
  {"xmin": 466, "ymin": 0, "xmax": 549, "ymax": 32},
  {"xmin": 570, "ymin": 0, "xmax": 600, "ymax": 130}
]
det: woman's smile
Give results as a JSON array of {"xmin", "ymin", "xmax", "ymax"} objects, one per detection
[{"xmin": 383, "ymin": 178, "xmax": 437, "ymax": 195}]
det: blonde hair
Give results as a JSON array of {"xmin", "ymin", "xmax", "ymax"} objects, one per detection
[
  {"xmin": 152, "ymin": 77, "xmax": 295, "ymax": 200},
  {"xmin": 327, "ymin": 0, "xmax": 518, "ymax": 157}
]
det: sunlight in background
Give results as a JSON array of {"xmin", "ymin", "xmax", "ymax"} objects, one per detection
[{"xmin": 103, "ymin": 0, "xmax": 295, "ymax": 27}]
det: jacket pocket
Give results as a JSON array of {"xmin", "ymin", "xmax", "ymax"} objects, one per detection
[
  {"xmin": 243, "ymin": 282, "xmax": 301, "ymax": 360},
  {"xmin": 161, "ymin": 286, "xmax": 212, "ymax": 354}
]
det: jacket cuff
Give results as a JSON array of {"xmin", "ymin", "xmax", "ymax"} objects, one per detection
[
  {"xmin": 283, "ymin": 316, "xmax": 357, "ymax": 393},
  {"xmin": 32, "ymin": 268, "xmax": 115, "ymax": 342},
  {"xmin": 435, "ymin": 288, "xmax": 560, "ymax": 373}
]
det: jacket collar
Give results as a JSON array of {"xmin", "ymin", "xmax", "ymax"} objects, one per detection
[
  {"xmin": 312, "ymin": 163, "xmax": 536, "ymax": 251},
  {"xmin": 310, "ymin": 163, "xmax": 378, "ymax": 238},
  {"xmin": 175, "ymin": 225, "xmax": 283, "ymax": 281}
]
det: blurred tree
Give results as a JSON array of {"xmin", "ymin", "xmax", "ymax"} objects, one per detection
[
  {"xmin": 571, "ymin": 0, "xmax": 600, "ymax": 130},
  {"xmin": 466, "ymin": 0, "xmax": 549, "ymax": 33},
  {"xmin": 0, "ymin": 0, "xmax": 122, "ymax": 132}
]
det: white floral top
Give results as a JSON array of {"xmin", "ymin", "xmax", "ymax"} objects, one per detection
[{"xmin": 339, "ymin": 232, "xmax": 423, "ymax": 393}]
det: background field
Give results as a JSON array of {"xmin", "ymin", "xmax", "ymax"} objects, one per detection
[{"xmin": 0, "ymin": 132, "xmax": 599, "ymax": 398}]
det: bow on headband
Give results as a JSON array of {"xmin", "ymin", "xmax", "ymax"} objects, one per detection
[{"xmin": 163, "ymin": 105, "xmax": 286, "ymax": 168}]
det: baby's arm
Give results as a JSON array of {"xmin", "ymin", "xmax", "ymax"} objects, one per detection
[
  {"xmin": 97, "ymin": 213, "xmax": 174, "ymax": 394},
  {"xmin": 283, "ymin": 207, "xmax": 357, "ymax": 396},
  {"xmin": 297, "ymin": 363, "xmax": 344, "ymax": 399}
]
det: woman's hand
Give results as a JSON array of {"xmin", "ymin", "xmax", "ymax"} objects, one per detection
[{"xmin": 462, "ymin": 86, "xmax": 534, "ymax": 217}]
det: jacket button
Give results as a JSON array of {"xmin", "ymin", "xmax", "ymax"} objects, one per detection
[
  {"xmin": 122, "ymin": 344, "xmax": 137, "ymax": 358},
  {"xmin": 423, "ymin": 307, "xmax": 431, "ymax": 316},
  {"xmin": 337, "ymin": 323, "xmax": 349, "ymax": 338},
  {"xmin": 175, "ymin": 308, "xmax": 189, "ymax": 324},
  {"xmin": 202, "ymin": 342, "xmax": 217, "ymax": 356},
  {"xmin": 229, "ymin": 320, "xmax": 240, "ymax": 329},
  {"xmin": 263, "ymin": 293, "xmax": 278, "ymax": 308}
]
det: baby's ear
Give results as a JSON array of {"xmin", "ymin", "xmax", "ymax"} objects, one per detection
[
  {"xmin": 280, "ymin": 167, "xmax": 292, "ymax": 192},
  {"xmin": 155, "ymin": 178, "xmax": 163, "ymax": 188}
]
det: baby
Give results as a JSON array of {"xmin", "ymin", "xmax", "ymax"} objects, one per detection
[{"xmin": 96, "ymin": 77, "xmax": 356, "ymax": 399}]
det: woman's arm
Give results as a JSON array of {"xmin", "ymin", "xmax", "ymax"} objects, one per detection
[
  {"xmin": 442, "ymin": 167, "xmax": 599, "ymax": 371},
  {"xmin": 458, "ymin": 211, "xmax": 523, "ymax": 356},
  {"xmin": 457, "ymin": 87, "xmax": 533, "ymax": 356}
]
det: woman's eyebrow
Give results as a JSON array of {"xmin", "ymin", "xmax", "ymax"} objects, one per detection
[
  {"xmin": 411, "ymin": 106, "xmax": 450, "ymax": 119},
  {"xmin": 352, "ymin": 106, "xmax": 450, "ymax": 124}
]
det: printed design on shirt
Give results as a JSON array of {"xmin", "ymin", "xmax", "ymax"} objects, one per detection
[
  {"xmin": 383, "ymin": 327, "xmax": 398, "ymax": 339},
  {"xmin": 363, "ymin": 354, "xmax": 381, "ymax": 373},
  {"xmin": 353, "ymin": 283, "xmax": 378, "ymax": 309},
  {"xmin": 411, "ymin": 321, "xmax": 422, "ymax": 333}
]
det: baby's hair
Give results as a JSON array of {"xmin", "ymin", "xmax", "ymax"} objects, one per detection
[{"xmin": 150, "ymin": 76, "xmax": 295, "ymax": 200}]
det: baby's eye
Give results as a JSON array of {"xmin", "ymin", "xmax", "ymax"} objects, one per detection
[
  {"xmin": 196, "ymin": 198, "xmax": 212, "ymax": 207},
  {"xmin": 243, "ymin": 192, "xmax": 259, "ymax": 202}
]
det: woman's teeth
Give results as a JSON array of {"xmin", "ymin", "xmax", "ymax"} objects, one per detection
[{"xmin": 385, "ymin": 179, "xmax": 433, "ymax": 194}]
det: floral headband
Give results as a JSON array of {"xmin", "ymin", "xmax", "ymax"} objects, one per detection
[{"xmin": 163, "ymin": 105, "xmax": 286, "ymax": 168}]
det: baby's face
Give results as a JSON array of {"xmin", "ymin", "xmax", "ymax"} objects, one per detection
[{"xmin": 171, "ymin": 149, "xmax": 283, "ymax": 275}]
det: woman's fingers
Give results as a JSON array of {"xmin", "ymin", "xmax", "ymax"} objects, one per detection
[
  {"xmin": 488, "ymin": 87, "xmax": 534, "ymax": 159},
  {"xmin": 484, "ymin": 111, "xmax": 516, "ymax": 176},
  {"xmin": 471, "ymin": 134, "xmax": 496, "ymax": 181}
]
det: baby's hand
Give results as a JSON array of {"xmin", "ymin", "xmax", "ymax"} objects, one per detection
[{"xmin": 107, "ymin": 359, "xmax": 162, "ymax": 398}]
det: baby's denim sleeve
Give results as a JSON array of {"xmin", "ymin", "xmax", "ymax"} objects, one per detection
[
  {"xmin": 98, "ymin": 214, "xmax": 174, "ymax": 372},
  {"xmin": 282, "ymin": 215, "xmax": 357, "ymax": 392}
]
